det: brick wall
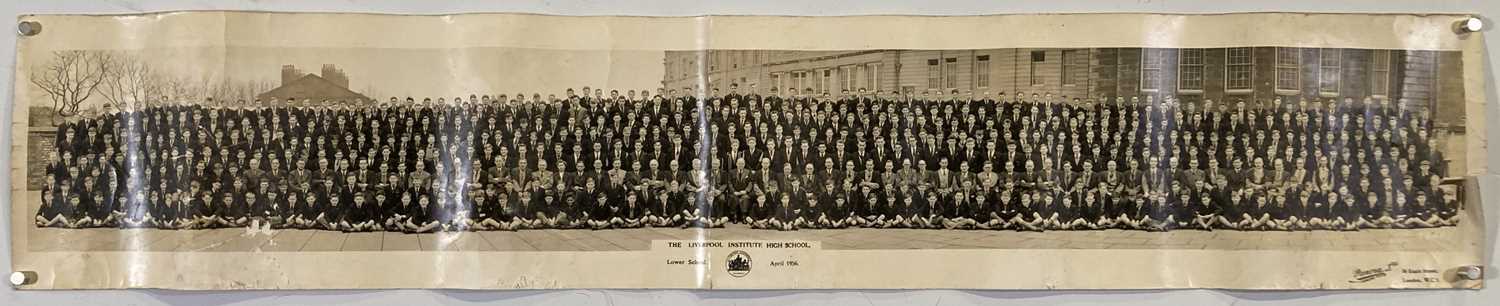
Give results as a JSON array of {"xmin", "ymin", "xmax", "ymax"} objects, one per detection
[{"xmin": 664, "ymin": 48, "xmax": 1456, "ymax": 115}]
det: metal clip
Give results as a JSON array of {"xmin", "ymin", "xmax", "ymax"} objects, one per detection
[
  {"xmin": 9, "ymin": 271, "xmax": 37, "ymax": 286},
  {"xmin": 1455, "ymin": 17, "xmax": 1485, "ymax": 34},
  {"xmin": 17, "ymin": 21, "xmax": 40, "ymax": 37},
  {"xmin": 1456, "ymin": 265, "xmax": 1484, "ymax": 280}
]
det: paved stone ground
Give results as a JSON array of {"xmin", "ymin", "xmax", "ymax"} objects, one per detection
[{"xmin": 26, "ymin": 224, "xmax": 1463, "ymax": 252}]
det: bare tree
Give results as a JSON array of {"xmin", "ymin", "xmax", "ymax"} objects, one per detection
[
  {"xmin": 98, "ymin": 52, "xmax": 163, "ymax": 110},
  {"xmin": 195, "ymin": 74, "xmax": 222, "ymax": 105},
  {"xmin": 202, "ymin": 78, "xmax": 274, "ymax": 106},
  {"xmin": 161, "ymin": 75, "xmax": 200, "ymax": 104},
  {"xmin": 199, "ymin": 78, "xmax": 228, "ymax": 104},
  {"xmin": 238, "ymin": 79, "xmax": 274, "ymax": 105},
  {"xmin": 29, "ymin": 51, "xmax": 113, "ymax": 122}
]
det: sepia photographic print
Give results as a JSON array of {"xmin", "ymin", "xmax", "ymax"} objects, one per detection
[{"xmin": 8, "ymin": 12, "xmax": 1490, "ymax": 290}]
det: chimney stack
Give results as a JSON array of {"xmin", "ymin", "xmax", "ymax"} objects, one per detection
[
  {"xmin": 322, "ymin": 64, "xmax": 350, "ymax": 88},
  {"xmin": 280, "ymin": 65, "xmax": 304, "ymax": 86}
]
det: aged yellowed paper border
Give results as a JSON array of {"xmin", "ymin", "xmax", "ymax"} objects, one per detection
[{"xmin": 9, "ymin": 12, "xmax": 1488, "ymax": 290}]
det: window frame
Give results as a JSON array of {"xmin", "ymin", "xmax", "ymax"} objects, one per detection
[
  {"xmin": 839, "ymin": 65, "xmax": 854, "ymax": 91},
  {"xmin": 927, "ymin": 59, "xmax": 941, "ymax": 90},
  {"xmin": 1177, "ymin": 48, "xmax": 1205, "ymax": 93},
  {"xmin": 773, "ymin": 72, "xmax": 785, "ymax": 93},
  {"xmin": 975, "ymin": 55, "xmax": 992, "ymax": 88},
  {"xmin": 1029, "ymin": 50, "xmax": 1046, "ymax": 87},
  {"xmin": 1317, "ymin": 48, "xmax": 1342, "ymax": 97},
  {"xmin": 1370, "ymin": 50, "xmax": 1391, "ymax": 98},
  {"xmin": 1224, "ymin": 47, "xmax": 1254, "ymax": 94},
  {"xmin": 1140, "ymin": 48, "xmax": 1163, "ymax": 92},
  {"xmin": 943, "ymin": 57, "xmax": 959, "ymax": 90},
  {"xmin": 821, "ymin": 69, "xmax": 833, "ymax": 94},
  {"xmin": 1062, "ymin": 49, "xmax": 1089, "ymax": 87},
  {"xmin": 1274, "ymin": 47, "xmax": 1302, "ymax": 94}
]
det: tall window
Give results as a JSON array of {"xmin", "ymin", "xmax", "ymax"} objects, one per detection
[
  {"xmin": 927, "ymin": 59, "xmax": 941, "ymax": 90},
  {"xmin": 943, "ymin": 57, "xmax": 958, "ymax": 89},
  {"xmin": 840, "ymin": 66, "xmax": 855, "ymax": 91},
  {"xmin": 809, "ymin": 70, "xmax": 818, "ymax": 93},
  {"xmin": 854, "ymin": 65, "xmax": 866, "ymax": 90},
  {"xmin": 1178, "ymin": 48, "xmax": 1205, "ymax": 91},
  {"xmin": 1275, "ymin": 47, "xmax": 1301, "ymax": 91},
  {"xmin": 821, "ymin": 69, "xmax": 832, "ymax": 94},
  {"xmin": 975, "ymin": 55, "xmax": 991, "ymax": 88},
  {"xmin": 1225, "ymin": 47, "xmax": 1253, "ymax": 91},
  {"xmin": 787, "ymin": 71, "xmax": 795, "ymax": 91},
  {"xmin": 1371, "ymin": 50, "xmax": 1391, "ymax": 97},
  {"xmin": 1029, "ymin": 51, "xmax": 1045, "ymax": 86},
  {"xmin": 812, "ymin": 70, "xmax": 820, "ymax": 93},
  {"xmin": 791, "ymin": 71, "xmax": 804, "ymax": 91},
  {"xmin": 1141, "ymin": 48, "xmax": 1164, "ymax": 91},
  {"xmin": 1062, "ymin": 49, "xmax": 1088, "ymax": 86},
  {"xmin": 866, "ymin": 63, "xmax": 882, "ymax": 92},
  {"xmin": 1318, "ymin": 48, "xmax": 1342, "ymax": 94},
  {"xmin": 797, "ymin": 71, "xmax": 808, "ymax": 91},
  {"xmin": 836, "ymin": 66, "xmax": 847, "ymax": 91},
  {"xmin": 770, "ymin": 73, "xmax": 782, "ymax": 92},
  {"xmin": 729, "ymin": 52, "xmax": 738, "ymax": 69}
]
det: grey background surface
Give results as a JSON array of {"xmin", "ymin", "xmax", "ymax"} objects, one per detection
[{"xmin": 2, "ymin": 0, "xmax": 1498, "ymax": 305}]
